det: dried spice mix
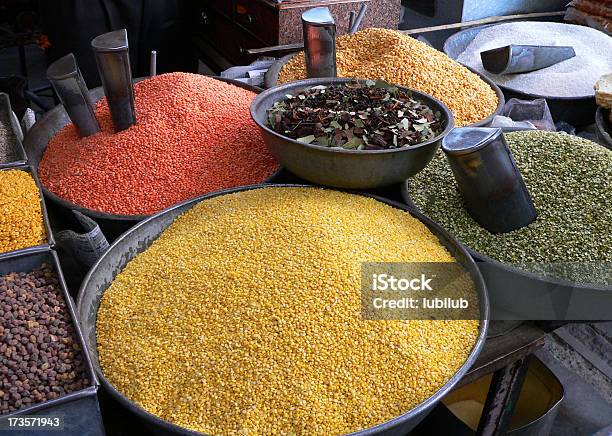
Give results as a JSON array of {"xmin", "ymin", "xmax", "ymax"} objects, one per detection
[
  {"xmin": 0, "ymin": 264, "xmax": 89, "ymax": 414},
  {"xmin": 279, "ymin": 28, "xmax": 499, "ymax": 127},
  {"xmin": 409, "ymin": 131, "xmax": 612, "ymax": 284},
  {"xmin": 39, "ymin": 73, "xmax": 279, "ymax": 216},
  {"xmin": 267, "ymin": 81, "xmax": 443, "ymax": 150},
  {"xmin": 0, "ymin": 170, "xmax": 46, "ymax": 254},
  {"xmin": 97, "ymin": 187, "xmax": 480, "ymax": 435}
]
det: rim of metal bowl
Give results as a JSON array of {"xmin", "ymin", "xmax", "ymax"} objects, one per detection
[
  {"xmin": 400, "ymin": 181, "xmax": 612, "ymax": 293},
  {"xmin": 442, "ymin": 22, "xmax": 597, "ymax": 101},
  {"xmin": 263, "ymin": 52, "xmax": 505, "ymax": 128},
  {"xmin": 30, "ymin": 76, "xmax": 281, "ymax": 222},
  {"xmin": 78, "ymin": 183, "xmax": 489, "ymax": 436},
  {"xmin": 595, "ymin": 107, "xmax": 612, "ymax": 149},
  {"xmin": 251, "ymin": 77, "xmax": 455, "ymax": 155}
]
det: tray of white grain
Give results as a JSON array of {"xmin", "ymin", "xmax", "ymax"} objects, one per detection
[{"xmin": 445, "ymin": 22, "xmax": 612, "ymax": 100}]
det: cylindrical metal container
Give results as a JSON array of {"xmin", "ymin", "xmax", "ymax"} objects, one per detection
[
  {"xmin": 46, "ymin": 53, "xmax": 100, "ymax": 137},
  {"xmin": 251, "ymin": 78, "xmax": 454, "ymax": 189},
  {"xmin": 302, "ymin": 7, "xmax": 337, "ymax": 78},
  {"xmin": 91, "ymin": 29, "xmax": 136, "ymax": 132},
  {"xmin": 22, "ymin": 77, "xmax": 280, "ymax": 240},
  {"xmin": 76, "ymin": 184, "xmax": 489, "ymax": 436},
  {"xmin": 441, "ymin": 127, "xmax": 537, "ymax": 234}
]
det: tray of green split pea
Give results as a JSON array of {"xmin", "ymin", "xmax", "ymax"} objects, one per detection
[{"xmin": 4, "ymin": 26, "xmax": 612, "ymax": 436}]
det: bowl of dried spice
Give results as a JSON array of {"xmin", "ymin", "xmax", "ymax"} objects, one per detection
[{"xmin": 250, "ymin": 78, "xmax": 454, "ymax": 189}]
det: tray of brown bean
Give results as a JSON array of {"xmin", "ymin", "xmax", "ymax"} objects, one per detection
[{"xmin": 0, "ymin": 249, "xmax": 104, "ymax": 435}]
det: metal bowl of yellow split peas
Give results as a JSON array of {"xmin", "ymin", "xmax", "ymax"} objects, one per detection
[
  {"xmin": 265, "ymin": 28, "xmax": 504, "ymax": 129},
  {"xmin": 77, "ymin": 184, "xmax": 489, "ymax": 436}
]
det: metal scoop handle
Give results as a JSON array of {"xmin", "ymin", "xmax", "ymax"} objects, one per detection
[
  {"xmin": 47, "ymin": 53, "xmax": 100, "ymax": 137},
  {"xmin": 481, "ymin": 44, "xmax": 576, "ymax": 75},
  {"xmin": 91, "ymin": 29, "xmax": 136, "ymax": 132}
]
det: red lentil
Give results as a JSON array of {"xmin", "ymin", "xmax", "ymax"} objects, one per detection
[{"xmin": 38, "ymin": 73, "xmax": 279, "ymax": 216}]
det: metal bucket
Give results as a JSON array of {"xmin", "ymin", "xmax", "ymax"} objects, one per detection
[
  {"xmin": 76, "ymin": 184, "xmax": 489, "ymax": 436},
  {"xmin": 419, "ymin": 356, "xmax": 563, "ymax": 435},
  {"xmin": 443, "ymin": 24, "xmax": 597, "ymax": 127},
  {"xmin": 22, "ymin": 77, "xmax": 281, "ymax": 239},
  {"xmin": 262, "ymin": 51, "xmax": 505, "ymax": 128},
  {"xmin": 0, "ymin": 249, "xmax": 104, "ymax": 435}
]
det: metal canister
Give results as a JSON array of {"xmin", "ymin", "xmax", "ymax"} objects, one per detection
[
  {"xmin": 46, "ymin": 53, "xmax": 100, "ymax": 137},
  {"xmin": 91, "ymin": 29, "xmax": 136, "ymax": 132},
  {"xmin": 442, "ymin": 127, "xmax": 537, "ymax": 234},
  {"xmin": 302, "ymin": 7, "xmax": 337, "ymax": 78}
]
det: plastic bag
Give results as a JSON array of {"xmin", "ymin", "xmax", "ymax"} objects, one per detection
[{"xmin": 501, "ymin": 98, "xmax": 556, "ymax": 131}]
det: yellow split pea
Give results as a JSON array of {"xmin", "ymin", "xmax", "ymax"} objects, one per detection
[
  {"xmin": 279, "ymin": 28, "xmax": 499, "ymax": 127},
  {"xmin": 0, "ymin": 169, "xmax": 46, "ymax": 253},
  {"xmin": 97, "ymin": 187, "xmax": 480, "ymax": 435}
]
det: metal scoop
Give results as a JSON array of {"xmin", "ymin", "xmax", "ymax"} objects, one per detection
[
  {"xmin": 442, "ymin": 127, "xmax": 537, "ymax": 234},
  {"xmin": 91, "ymin": 29, "xmax": 136, "ymax": 132},
  {"xmin": 302, "ymin": 7, "xmax": 337, "ymax": 78},
  {"xmin": 47, "ymin": 53, "xmax": 100, "ymax": 137},
  {"xmin": 480, "ymin": 44, "xmax": 576, "ymax": 75},
  {"xmin": 348, "ymin": 4, "xmax": 368, "ymax": 35}
]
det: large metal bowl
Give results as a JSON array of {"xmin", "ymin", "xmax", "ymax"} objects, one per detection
[
  {"xmin": 76, "ymin": 184, "xmax": 489, "ymax": 436},
  {"xmin": 443, "ymin": 24, "xmax": 597, "ymax": 127},
  {"xmin": 250, "ymin": 78, "xmax": 455, "ymax": 189},
  {"xmin": 595, "ymin": 107, "xmax": 612, "ymax": 149},
  {"xmin": 401, "ymin": 179, "xmax": 612, "ymax": 321},
  {"xmin": 23, "ymin": 77, "xmax": 280, "ymax": 238},
  {"xmin": 263, "ymin": 52, "xmax": 505, "ymax": 128}
]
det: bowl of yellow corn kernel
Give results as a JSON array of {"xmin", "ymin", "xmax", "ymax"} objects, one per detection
[{"xmin": 77, "ymin": 184, "xmax": 489, "ymax": 436}]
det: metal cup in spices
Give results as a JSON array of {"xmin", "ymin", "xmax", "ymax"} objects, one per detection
[
  {"xmin": 441, "ymin": 127, "xmax": 537, "ymax": 234},
  {"xmin": 302, "ymin": 7, "xmax": 337, "ymax": 79}
]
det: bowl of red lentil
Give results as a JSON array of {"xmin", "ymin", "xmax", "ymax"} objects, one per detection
[
  {"xmin": 23, "ymin": 74, "xmax": 281, "ymax": 231},
  {"xmin": 251, "ymin": 78, "xmax": 454, "ymax": 189},
  {"xmin": 77, "ymin": 184, "xmax": 489, "ymax": 436}
]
